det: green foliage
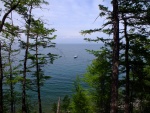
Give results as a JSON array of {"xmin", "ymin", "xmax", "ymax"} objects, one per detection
[
  {"xmin": 71, "ymin": 76, "xmax": 91, "ymax": 113},
  {"xmin": 51, "ymin": 95, "xmax": 71, "ymax": 113},
  {"xmin": 24, "ymin": 18, "xmax": 58, "ymax": 92},
  {"xmin": 1, "ymin": 10, "xmax": 23, "ymax": 112},
  {"xmin": 61, "ymin": 95, "xmax": 71, "ymax": 113},
  {"xmin": 51, "ymin": 102, "xmax": 57, "ymax": 113},
  {"xmin": 83, "ymin": 49, "xmax": 111, "ymax": 113},
  {"xmin": 1, "ymin": 0, "xmax": 58, "ymax": 112},
  {"xmin": 81, "ymin": 0, "xmax": 150, "ymax": 113}
]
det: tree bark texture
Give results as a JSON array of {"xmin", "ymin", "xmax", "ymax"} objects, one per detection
[
  {"xmin": 9, "ymin": 44, "xmax": 14, "ymax": 113},
  {"xmin": 22, "ymin": 4, "xmax": 32, "ymax": 113},
  {"xmin": 123, "ymin": 16, "xmax": 130, "ymax": 113},
  {"xmin": 0, "ymin": 42, "xmax": 3, "ymax": 113},
  {"xmin": 110, "ymin": 0, "xmax": 119, "ymax": 113},
  {"xmin": 57, "ymin": 97, "xmax": 61, "ymax": 113},
  {"xmin": 35, "ymin": 36, "xmax": 42, "ymax": 113}
]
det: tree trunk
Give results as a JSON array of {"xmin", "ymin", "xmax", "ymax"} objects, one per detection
[
  {"xmin": 130, "ymin": 72, "xmax": 135, "ymax": 113},
  {"xmin": 35, "ymin": 36, "xmax": 42, "ymax": 113},
  {"xmin": 0, "ymin": 41, "xmax": 3, "ymax": 113},
  {"xmin": 22, "ymin": 30, "xmax": 28, "ymax": 113},
  {"xmin": 123, "ymin": 16, "xmax": 130, "ymax": 113},
  {"xmin": 0, "ymin": 2, "xmax": 20, "ymax": 113},
  {"xmin": 10, "ymin": 11, "xmax": 15, "ymax": 113},
  {"xmin": 22, "ymin": 4, "xmax": 33, "ymax": 113},
  {"xmin": 57, "ymin": 97, "xmax": 61, "ymax": 113},
  {"xmin": 110, "ymin": 0, "xmax": 119, "ymax": 113},
  {"xmin": 0, "ymin": 1, "xmax": 20, "ymax": 32},
  {"xmin": 9, "ymin": 44, "xmax": 14, "ymax": 113}
]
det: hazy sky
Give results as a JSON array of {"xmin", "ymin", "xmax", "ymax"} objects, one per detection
[
  {"xmin": 1, "ymin": 0, "xmax": 111, "ymax": 44},
  {"xmin": 38, "ymin": 0, "xmax": 111, "ymax": 44}
]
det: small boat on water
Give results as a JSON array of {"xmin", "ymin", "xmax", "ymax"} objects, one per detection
[{"xmin": 74, "ymin": 55, "xmax": 78, "ymax": 58}]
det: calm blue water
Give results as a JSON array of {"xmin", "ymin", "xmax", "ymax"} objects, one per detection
[{"xmin": 26, "ymin": 44, "xmax": 100, "ymax": 110}]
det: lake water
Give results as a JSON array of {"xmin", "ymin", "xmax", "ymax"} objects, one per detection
[{"xmin": 22, "ymin": 44, "xmax": 100, "ymax": 111}]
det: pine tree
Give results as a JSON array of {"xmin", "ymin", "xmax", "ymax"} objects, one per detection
[
  {"xmin": 82, "ymin": 0, "xmax": 150, "ymax": 112},
  {"xmin": 2, "ymin": 12, "xmax": 21, "ymax": 113},
  {"xmin": 17, "ymin": 1, "xmax": 49, "ymax": 112},
  {"xmin": 83, "ymin": 48, "xmax": 111, "ymax": 113},
  {"xmin": 118, "ymin": 1, "xmax": 150, "ymax": 112},
  {"xmin": 28, "ymin": 19, "xmax": 56, "ymax": 113},
  {"xmin": 71, "ymin": 77, "xmax": 90, "ymax": 113},
  {"xmin": 0, "ymin": 1, "xmax": 22, "ymax": 112},
  {"xmin": 110, "ymin": 0, "xmax": 119, "ymax": 112}
]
